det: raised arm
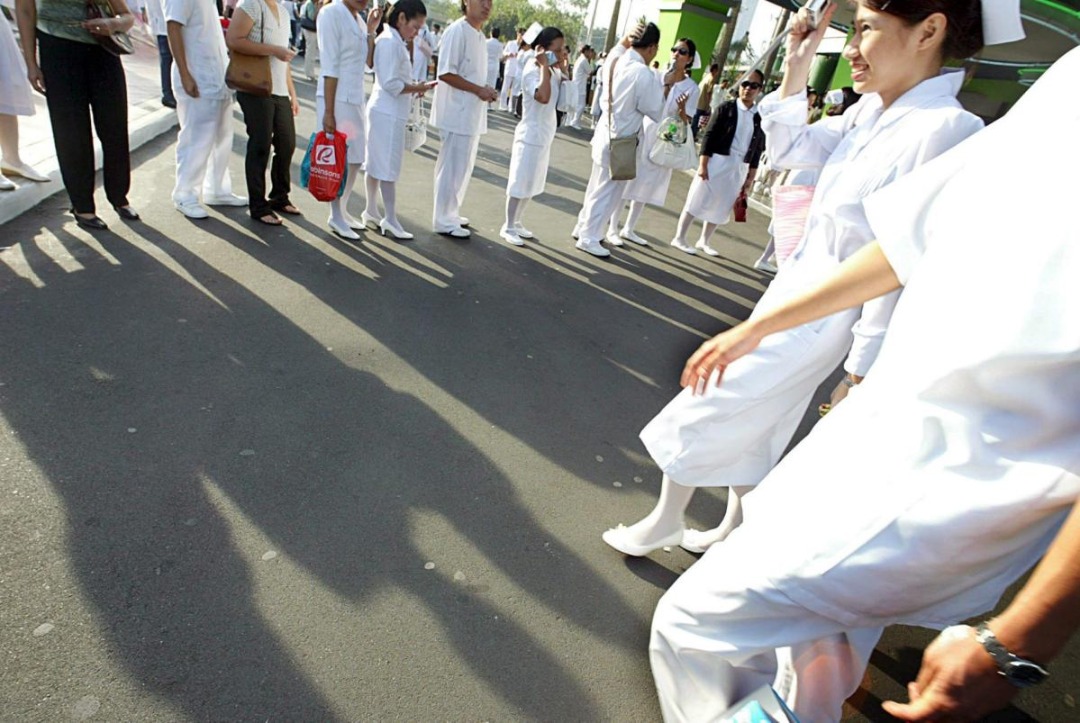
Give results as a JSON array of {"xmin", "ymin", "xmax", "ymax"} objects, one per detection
[{"xmin": 681, "ymin": 241, "xmax": 901, "ymax": 390}]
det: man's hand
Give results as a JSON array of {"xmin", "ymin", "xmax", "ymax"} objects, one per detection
[
  {"xmin": 323, "ymin": 111, "xmax": 336, "ymax": 135},
  {"xmin": 477, "ymin": 85, "xmax": 498, "ymax": 102},
  {"xmin": 882, "ymin": 626, "xmax": 1020, "ymax": 722},
  {"xmin": 181, "ymin": 72, "xmax": 200, "ymax": 98}
]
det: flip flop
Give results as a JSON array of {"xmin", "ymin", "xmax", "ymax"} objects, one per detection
[
  {"xmin": 255, "ymin": 213, "xmax": 282, "ymax": 226},
  {"xmin": 274, "ymin": 204, "xmax": 302, "ymax": 216}
]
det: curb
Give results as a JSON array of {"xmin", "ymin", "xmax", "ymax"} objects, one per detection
[{"xmin": 0, "ymin": 104, "xmax": 178, "ymax": 227}]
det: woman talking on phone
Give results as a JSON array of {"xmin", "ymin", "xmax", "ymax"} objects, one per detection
[
  {"xmin": 602, "ymin": 0, "xmax": 1023, "ymax": 562},
  {"xmin": 361, "ymin": 0, "xmax": 436, "ymax": 240},
  {"xmin": 499, "ymin": 26, "xmax": 564, "ymax": 246}
]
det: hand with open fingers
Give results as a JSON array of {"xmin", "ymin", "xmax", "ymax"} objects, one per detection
[
  {"xmin": 680, "ymin": 321, "xmax": 765, "ymax": 393},
  {"xmin": 366, "ymin": 6, "xmax": 381, "ymax": 34},
  {"xmin": 623, "ymin": 21, "xmax": 646, "ymax": 46},
  {"xmin": 881, "ymin": 627, "xmax": 1020, "ymax": 722},
  {"xmin": 676, "ymin": 91, "xmax": 689, "ymax": 112},
  {"xmin": 787, "ymin": 1, "xmax": 837, "ymax": 68}
]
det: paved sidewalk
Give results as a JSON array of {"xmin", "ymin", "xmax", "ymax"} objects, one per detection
[{"xmin": 0, "ymin": 27, "xmax": 178, "ymax": 225}]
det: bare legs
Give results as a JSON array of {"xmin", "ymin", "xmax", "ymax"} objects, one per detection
[{"xmin": 0, "ymin": 114, "xmax": 48, "ymax": 185}]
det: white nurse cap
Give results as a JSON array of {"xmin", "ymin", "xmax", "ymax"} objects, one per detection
[{"xmin": 982, "ymin": 0, "xmax": 1026, "ymax": 45}]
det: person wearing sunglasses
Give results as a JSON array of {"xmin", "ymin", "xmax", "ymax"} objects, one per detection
[
  {"xmin": 667, "ymin": 70, "xmax": 764, "ymax": 256},
  {"xmin": 605, "ymin": 0, "xmax": 1022, "ymax": 623},
  {"xmin": 607, "ymin": 38, "xmax": 700, "ymax": 247}
]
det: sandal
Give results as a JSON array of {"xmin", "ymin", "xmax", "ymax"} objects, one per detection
[
  {"xmin": 274, "ymin": 204, "xmax": 302, "ymax": 216},
  {"xmin": 255, "ymin": 212, "xmax": 282, "ymax": 226}
]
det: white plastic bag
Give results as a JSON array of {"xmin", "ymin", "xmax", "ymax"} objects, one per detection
[{"xmin": 405, "ymin": 98, "xmax": 428, "ymax": 153}]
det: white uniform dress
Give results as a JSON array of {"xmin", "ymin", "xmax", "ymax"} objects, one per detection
[
  {"xmin": 683, "ymin": 100, "xmax": 755, "ymax": 224},
  {"xmin": 0, "ymin": 10, "xmax": 34, "ymax": 116},
  {"xmin": 365, "ymin": 26, "xmax": 411, "ymax": 182},
  {"xmin": 429, "ymin": 17, "xmax": 488, "ymax": 232},
  {"xmin": 316, "ymin": 0, "xmax": 369, "ymax": 164},
  {"xmin": 485, "ymin": 36, "xmax": 502, "ymax": 89},
  {"xmin": 650, "ymin": 47, "xmax": 1080, "ymax": 723},
  {"xmin": 624, "ymin": 75, "xmax": 699, "ymax": 207},
  {"xmin": 575, "ymin": 44, "xmax": 663, "ymax": 243},
  {"xmin": 166, "ymin": 0, "xmax": 235, "ymax": 204},
  {"xmin": 640, "ymin": 70, "xmax": 984, "ymax": 490},
  {"xmin": 506, "ymin": 58, "xmax": 561, "ymax": 199}
]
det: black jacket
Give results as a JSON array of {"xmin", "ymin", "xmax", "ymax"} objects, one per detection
[{"xmin": 699, "ymin": 100, "xmax": 766, "ymax": 169}]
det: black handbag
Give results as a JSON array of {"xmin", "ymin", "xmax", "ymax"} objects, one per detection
[{"xmin": 84, "ymin": 0, "xmax": 134, "ymax": 56}]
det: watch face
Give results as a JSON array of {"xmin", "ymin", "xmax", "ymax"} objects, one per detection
[{"xmin": 1007, "ymin": 661, "xmax": 1048, "ymax": 687}]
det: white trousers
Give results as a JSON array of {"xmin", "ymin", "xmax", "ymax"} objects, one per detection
[
  {"xmin": 302, "ymin": 29, "xmax": 318, "ymax": 79},
  {"xmin": 577, "ymin": 155, "xmax": 627, "ymax": 242},
  {"xmin": 650, "ymin": 538, "xmax": 882, "ymax": 723},
  {"xmin": 173, "ymin": 94, "xmax": 234, "ymax": 205},
  {"xmin": 432, "ymin": 130, "xmax": 480, "ymax": 231}
]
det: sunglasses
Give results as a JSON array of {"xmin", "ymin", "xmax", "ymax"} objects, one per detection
[
  {"xmin": 741, "ymin": 81, "xmax": 763, "ymax": 90},
  {"xmin": 670, "ymin": 47, "xmax": 691, "ymax": 56}
]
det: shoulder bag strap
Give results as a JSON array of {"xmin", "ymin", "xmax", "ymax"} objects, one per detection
[{"xmin": 607, "ymin": 54, "xmax": 620, "ymax": 140}]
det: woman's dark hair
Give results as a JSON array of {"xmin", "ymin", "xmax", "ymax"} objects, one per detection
[
  {"xmin": 675, "ymin": 36, "xmax": 696, "ymax": 64},
  {"xmin": 864, "ymin": 0, "xmax": 984, "ymax": 59},
  {"xmin": 632, "ymin": 22, "xmax": 661, "ymax": 49},
  {"xmin": 388, "ymin": 0, "xmax": 426, "ymax": 28},
  {"xmin": 532, "ymin": 26, "xmax": 564, "ymax": 50}
]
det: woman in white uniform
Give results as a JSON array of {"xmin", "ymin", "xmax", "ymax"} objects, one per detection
[
  {"xmin": 499, "ymin": 26, "xmax": 564, "ymax": 246},
  {"xmin": 608, "ymin": 38, "xmax": 699, "ymax": 246},
  {"xmin": 669, "ymin": 71, "xmax": 764, "ymax": 256},
  {"xmin": 0, "ymin": 8, "xmax": 48, "ymax": 191},
  {"xmin": 362, "ymin": 0, "xmax": 435, "ymax": 239},
  {"xmin": 316, "ymin": 0, "xmax": 380, "ymax": 239},
  {"xmin": 602, "ymin": 0, "xmax": 994, "ymax": 557}
]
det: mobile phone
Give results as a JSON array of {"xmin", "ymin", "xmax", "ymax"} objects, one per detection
[
  {"xmin": 543, "ymin": 50, "xmax": 558, "ymax": 66},
  {"xmin": 805, "ymin": 0, "xmax": 831, "ymax": 29}
]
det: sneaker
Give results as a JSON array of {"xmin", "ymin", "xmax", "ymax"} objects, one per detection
[
  {"xmin": 499, "ymin": 225, "xmax": 526, "ymax": 246},
  {"xmin": 513, "ymin": 224, "xmax": 534, "ymax": 239},
  {"xmin": 670, "ymin": 238, "xmax": 697, "ymax": 255},
  {"xmin": 619, "ymin": 227, "xmax": 649, "ymax": 246},
  {"xmin": 436, "ymin": 225, "xmax": 471, "ymax": 238},
  {"xmin": 204, "ymin": 192, "xmax": 248, "ymax": 207},
  {"xmin": 696, "ymin": 240, "xmax": 721, "ymax": 257},
  {"xmin": 754, "ymin": 259, "xmax": 779, "ymax": 274},
  {"xmin": 605, "ymin": 232, "xmax": 625, "ymax": 247},
  {"xmin": 576, "ymin": 237, "xmax": 611, "ymax": 257},
  {"xmin": 175, "ymin": 200, "xmax": 209, "ymax": 219}
]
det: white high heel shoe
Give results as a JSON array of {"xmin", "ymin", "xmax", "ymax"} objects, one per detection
[
  {"xmin": 379, "ymin": 218, "xmax": 413, "ymax": 240},
  {"xmin": 360, "ymin": 211, "xmax": 381, "ymax": 230}
]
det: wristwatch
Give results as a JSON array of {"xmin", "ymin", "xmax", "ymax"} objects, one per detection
[{"xmin": 974, "ymin": 622, "xmax": 1049, "ymax": 688}]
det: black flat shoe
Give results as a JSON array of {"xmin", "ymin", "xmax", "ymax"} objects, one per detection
[
  {"xmin": 114, "ymin": 206, "xmax": 141, "ymax": 221},
  {"xmin": 72, "ymin": 212, "xmax": 108, "ymax": 231}
]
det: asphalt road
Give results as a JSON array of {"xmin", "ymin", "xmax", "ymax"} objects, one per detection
[{"xmin": 1, "ymin": 77, "xmax": 1076, "ymax": 722}]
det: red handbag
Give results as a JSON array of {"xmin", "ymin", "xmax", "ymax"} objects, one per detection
[{"xmin": 733, "ymin": 191, "xmax": 748, "ymax": 223}]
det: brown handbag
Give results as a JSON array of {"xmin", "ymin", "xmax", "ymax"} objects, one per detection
[
  {"xmin": 225, "ymin": 2, "xmax": 272, "ymax": 97},
  {"xmin": 84, "ymin": 0, "xmax": 134, "ymax": 56}
]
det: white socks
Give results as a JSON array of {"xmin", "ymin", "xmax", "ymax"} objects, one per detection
[
  {"xmin": 618, "ymin": 475, "xmax": 696, "ymax": 547},
  {"xmin": 330, "ymin": 162, "xmax": 362, "ymax": 226}
]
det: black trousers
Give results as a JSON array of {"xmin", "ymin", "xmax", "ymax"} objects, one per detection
[
  {"xmin": 236, "ymin": 92, "xmax": 296, "ymax": 218},
  {"xmin": 38, "ymin": 33, "xmax": 131, "ymax": 215}
]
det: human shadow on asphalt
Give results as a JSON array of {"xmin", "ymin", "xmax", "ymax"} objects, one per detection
[{"xmin": 0, "ymin": 217, "xmax": 637, "ymax": 719}]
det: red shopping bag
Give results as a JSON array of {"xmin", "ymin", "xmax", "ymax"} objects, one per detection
[
  {"xmin": 306, "ymin": 131, "xmax": 348, "ymax": 202},
  {"xmin": 733, "ymin": 191, "xmax": 748, "ymax": 223}
]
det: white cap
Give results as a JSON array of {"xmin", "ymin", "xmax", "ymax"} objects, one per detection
[
  {"xmin": 522, "ymin": 22, "xmax": 543, "ymax": 45},
  {"xmin": 691, "ymin": 50, "xmax": 702, "ymax": 71},
  {"xmin": 982, "ymin": 0, "xmax": 1025, "ymax": 45}
]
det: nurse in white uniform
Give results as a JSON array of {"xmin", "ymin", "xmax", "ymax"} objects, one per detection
[
  {"xmin": 316, "ymin": 0, "xmax": 380, "ymax": 240},
  {"xmin": 499, "ymin": 30, "xmax": 521, "ymax": 111},
  {"xmin": 653, "ymin": 32, "xmax": 1073, "ymax": 723},
  {"xmin": 602, "ymin": 0, "xmax": 996, "ymax": 558},
  {"xmin": 166, "ymin": 0, "xmax": 247, "ymax": 218},
  {"xmin": 566, "ymin": 45, "xmax": 593, "ymax": 129},
  {"xmin": 499, "ymin": 26, "xmax": 565, "ymax": 246},
  {"xmin": 608, "ymin": 37, "xmax": 699, "ymax": 246},
  {"xmin": 572, "ymin": 23, "xmax": 663, "ymax": 258},
  {"xmin": 429, "ymin": 0, "xmax": 497, "ymax": 238},
  {"xmin": 362, "ymin": 0, "xmax": 435, "ymax": 240},
  {"xmin": 0, "ymin": 7, "xmax": 48, "ymax": 190},
  {"xmin": 484, "ymin": 27, "xmax": 502, "ymax": 104}
]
